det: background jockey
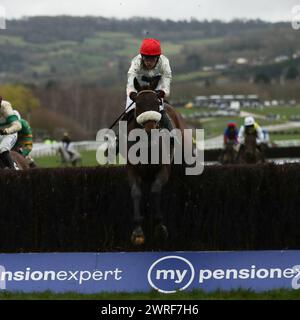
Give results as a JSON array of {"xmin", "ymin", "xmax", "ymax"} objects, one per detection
[
  {"xmin": 123, "ymin": 38, "xmax": 173, "ymax": 130},
  {"xmin": 224, "ymin": 122, "xmax": 239, "ymax": 146},
  {"xmin": 61, "ymin": 132, "xmax": 76, "ymax": 160},
  {"xmin": 238, "ymin": 116, "xmax": 264, "ymax": 146},
  {"xmin": 0, "ymin": 97, "xmax": 22, "ymax": 169},
  {"xmin": 12, "ymin": 110, "xmax": 36, "ymax": 168},
  {"xmin": 62, "ymin": 132, "xmax": 71, "ymax": 149}
]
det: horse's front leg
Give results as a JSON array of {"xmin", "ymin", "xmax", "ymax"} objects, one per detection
[
  {"xmin": 150, "ymin": 166, "xmax": 170, "ymax": 244},
  {"xmin": 127, "ymin": 167, "xmax": 144, "ymax": 245}
]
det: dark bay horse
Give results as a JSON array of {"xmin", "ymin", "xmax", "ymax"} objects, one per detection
[
  {"xmin": 238, "ymin": 132, "xmax": 264, "ymax": 164},
  {"xmin": 220, "ymin": 141, "xmax": 238, "ymax": 165},
  {"xmin": 123, "ymin": 78, "xmax": 191, "ymax": 247},
  {"xmin": 0, "ymin": 150, "xmax": 29, "ymax": 170}
]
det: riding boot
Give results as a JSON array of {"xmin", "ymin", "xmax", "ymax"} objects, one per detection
[
  {"xmin": 159, "ymin": 110, "xmax": 173, "ymax": 131},
  {"xmin": 0, "ymin": 151, "xmax": 16, "ymax": 169}
]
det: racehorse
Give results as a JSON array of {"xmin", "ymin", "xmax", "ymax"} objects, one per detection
[
  {"xmin": 0, "ymin": 150, "xmax": 29, "ymax": 170},
  {"xmin": 237, "ymin": 132, "xmax": 264, "ymax": 164},
  {"xmin": 57, "ymin": 145, "xmax": 82, "ymax": 167},
  {"xmin": 123, "ymin": 77, "xmax": 191, "ymax": 247},
  {"xmin": 220, "ymin": 141, "xmax": 238, "ymax": 165}
]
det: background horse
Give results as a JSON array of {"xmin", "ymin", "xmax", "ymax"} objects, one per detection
[
  {"xmin": 124, "ymin": 77, "xmax": 192, "ymax": 247},
  {"xmin": 0, "ymin": 150, "xmax": 29, "ymax": 170},
  {"xmin": 220, "ymin": 141, "xmax": 237, "ymax": 165},
  {"xmin": 57, "ymin": 144, "xmax": 82, "ymax": 167},
  {"xmin": 238, "ymin": 133, "xmax": 264, "ymax": 164}
]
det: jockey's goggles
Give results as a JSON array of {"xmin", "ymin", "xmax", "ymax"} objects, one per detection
[{"xmin": 142, "ymin": 55, "xmax": 160, "ymax": 60}]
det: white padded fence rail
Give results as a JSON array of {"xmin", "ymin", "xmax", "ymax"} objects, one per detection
[
  {"xmin": 31, "ymin": 141, "xmax": 99, "ymax": 158},
  {"xmin": 30, "ymin": 139, "xmax": 300, "ymax": 158}
]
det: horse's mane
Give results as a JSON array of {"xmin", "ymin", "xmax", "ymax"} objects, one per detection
[
  {"xmin": 137, "ymin": 90, "xmax": 156, "ymax": 96},
  {"xmin": 245, "ymin": 131, "xmax": 257, "ymax": 141}
]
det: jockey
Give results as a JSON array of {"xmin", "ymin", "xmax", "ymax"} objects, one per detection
[
  {"xmin": 62, "ymin": 132, "xmax": 71, "ymax": 149},
  {"xmin": 0, "ymin": 97, "xmax": 22, "ymax": 169},
  {"xmin": 12, "ymin": 110, "xmax": 36, "ymax": 167},
  {"xmin": 61, "ymin": 132, "xmax": 76, "ymax": 159},
  {"xmin": 238, "ymin": 116, "xmax": 264, "ymax": 146},
  {"xmin": 224, "ymin": 122, "xmax": 239, "ymax": 146},
  {"xmin": 123, "ymin": 38, "xmax": 173, "ymax": 130}
]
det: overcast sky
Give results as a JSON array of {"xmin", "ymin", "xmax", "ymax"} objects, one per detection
[{"xmin": 0, "ymin": 0, "xmax": 298, "ymax": 22}]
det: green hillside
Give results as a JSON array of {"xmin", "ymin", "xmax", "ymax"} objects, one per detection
[
  {"xmin": 1, "ymin": 17, "xmax": 300, "ymax": 140},
  {"xmin": 0, "ymin": 17, "xmax": 299, "ymax": 86}
]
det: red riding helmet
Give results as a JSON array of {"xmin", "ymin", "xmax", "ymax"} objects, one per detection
[
  {"xmin": 227, "ymin": 122, "xmax": 237, "ymax": 128},
  {"xmin": 140, "ymin": 38, "xmax": 161, "ymax": 56}
]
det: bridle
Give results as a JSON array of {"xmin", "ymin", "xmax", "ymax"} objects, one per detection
[{"xmin": 134, "ymin": 90, "xmax": 162, "ymax": 129}]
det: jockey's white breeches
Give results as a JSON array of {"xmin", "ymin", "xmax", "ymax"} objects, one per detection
[
  {"xmin": 125, "ymin": 96, "xmax": 164, "ymax": 113},
  {"xmin": 0, "ymin": 133, "xmax": 17, "ymax": 153}
]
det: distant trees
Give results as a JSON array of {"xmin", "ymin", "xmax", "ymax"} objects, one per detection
[
  {"xmin": 185, "ymin": 54, "xmax": 202, "ymax": 72},
  {"xmin": 0, "ymin": 84, "xmax": 40, "ymax": 119},
  {"xmin": 32, "ymin": 83, "xmax": 125, "ymax": 139},
  {"xmin": 0, "ymin": 51, "xmax": 24, "ymax": 72},
  {"xmin": 285, "ymin": 66, "xmax": 299, "ymax": 80},
  {"xmin": 254, "ymin": 73, "xmax": 271, "ymax": 84},
  {"xmin": 0, "ymin": 17, "xmax": 299, "ymax": 85},
  {"xmin": 5, "ymin": 17, "xmax": 271, "ymax": 44}
]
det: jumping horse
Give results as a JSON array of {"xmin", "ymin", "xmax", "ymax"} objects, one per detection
[
  {"xmin": 0, "ymin": 150, "xmax": 29, "ymax": 170},
  {"xmin": 237, "ymin": 132, "xmax": 264, "ymax": 164},
  {"xmin": 122, "ymin": 77, "xmax": 191, "ymax": 247}
]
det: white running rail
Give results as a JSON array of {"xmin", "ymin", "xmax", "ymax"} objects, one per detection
[{"xmin": 31, "ymin": 141, "xmax": 99, "ymax": 158}]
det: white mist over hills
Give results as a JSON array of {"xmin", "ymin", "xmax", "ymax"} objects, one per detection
[{"xmin": 0, "ymin": 0, "xmax": 297, "ymax": 22}]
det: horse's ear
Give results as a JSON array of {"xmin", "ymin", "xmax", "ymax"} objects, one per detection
[
  {"xmin": 134, "ymin": 77, "xmax": 142, "ymax": 92},
  {"xmin": 149, "ymin": 75, "xmax": 161, "ymax": 91}
]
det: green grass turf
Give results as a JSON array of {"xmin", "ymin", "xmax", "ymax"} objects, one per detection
[
  {"xmin": 35, "ymin": 150, "xmax": 99, "ymax": 168},
  {"xmin": 0, "ymin": 288, "xmax": 300, "ymax": 300}
]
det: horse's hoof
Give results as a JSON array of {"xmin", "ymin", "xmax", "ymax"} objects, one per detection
[
  {"xmin": 132, "ymin": 235, "xmax": 145, "ymax": 246},
  {"xmin": 131, "ymin": 226, "xmax": 145, "ymax": 246}
]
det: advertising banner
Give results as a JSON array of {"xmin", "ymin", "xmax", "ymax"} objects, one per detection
[{"xmin": 0, "ymin": 251, "xmax": 300, "ymax": 293}]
